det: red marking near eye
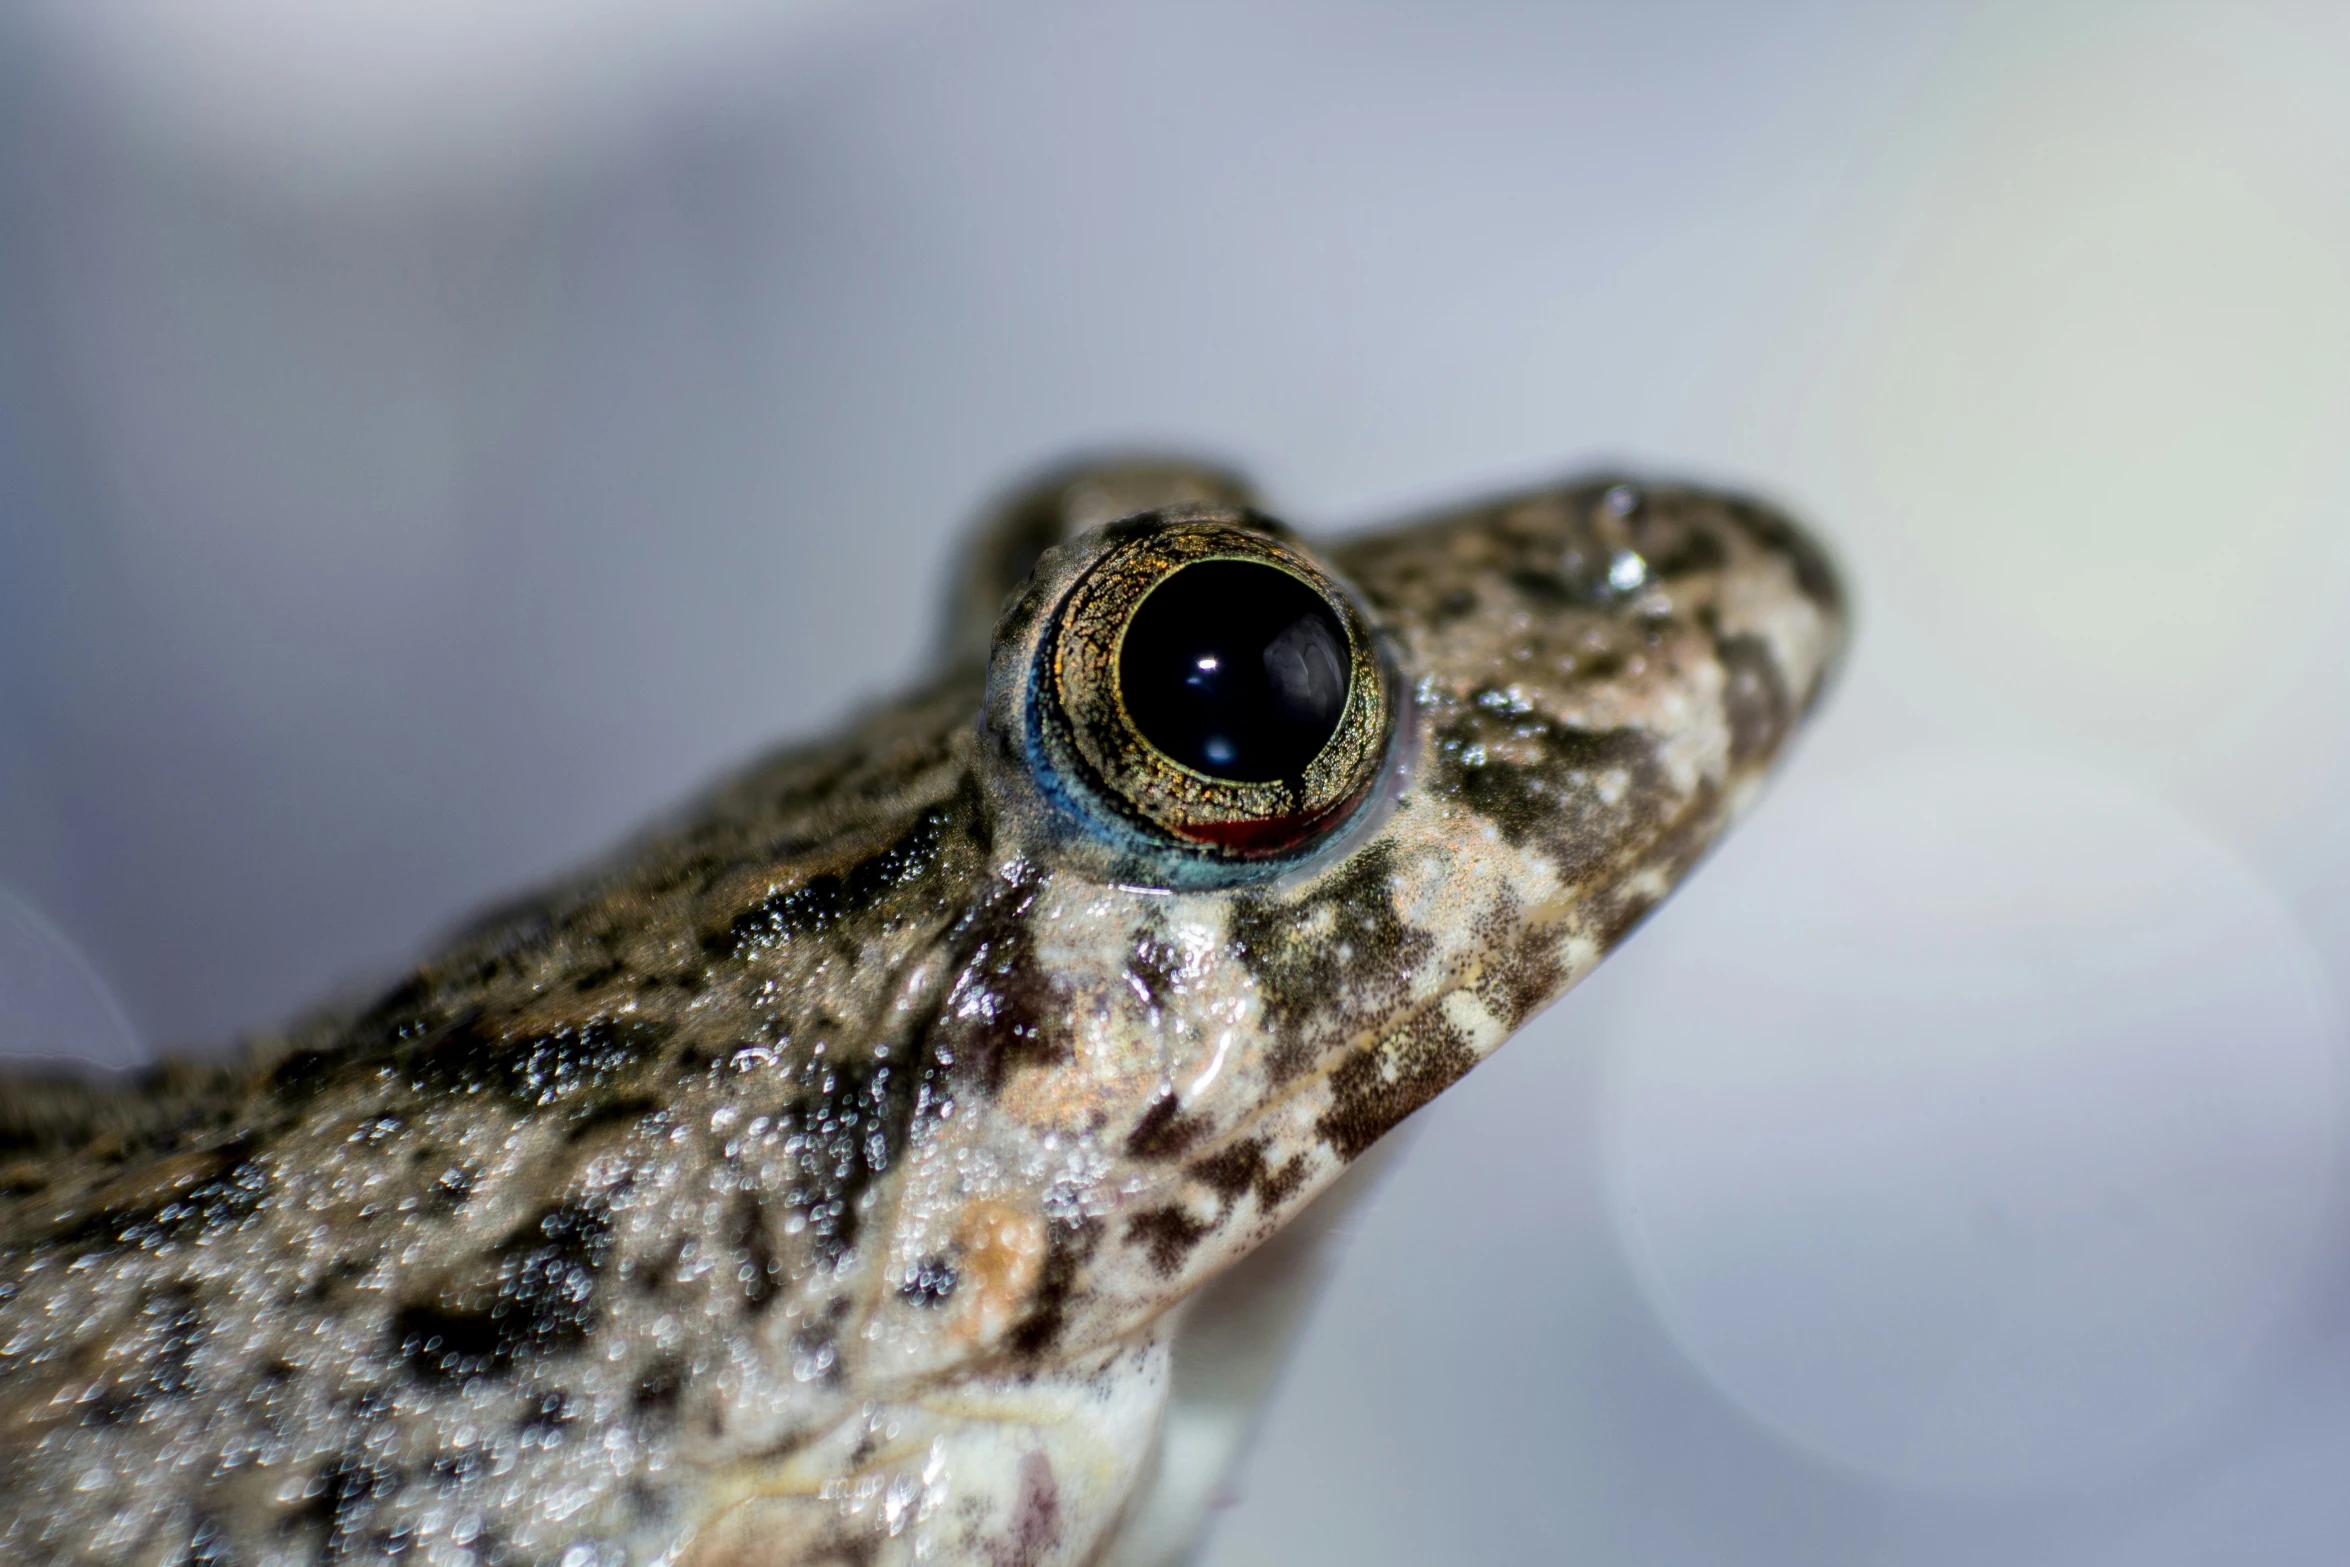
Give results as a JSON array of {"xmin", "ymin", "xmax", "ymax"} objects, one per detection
[{"xmin": 1173, "ymin": 778, "xmax": 1374, "ymax": 857}]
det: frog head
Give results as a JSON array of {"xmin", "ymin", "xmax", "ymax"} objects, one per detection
[{"xmin": 861, "ymin": 459, "xmax": 1845, "ymax": 1374}]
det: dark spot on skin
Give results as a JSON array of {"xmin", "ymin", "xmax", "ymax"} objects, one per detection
[
  {"xmin": 262, "ymin": 1047, "xmax": 342, "ymax": 1099},
  {"xmin": 266, "ymin": 976, "xmax": 444, "ymax": 1100},
  {"xmin": 1122, "ymin": 1091, "xmax": 1208, "ymax": 1161},
  {"xmin": 1230, "ymin": 842, "xmax": 1432, "ymax": 1082},
  {"xmin": 620, "ymin": 1484, "xmax": 667, "ymax": 1531},
  {"xmin": 797, "ymin": 1538, "xmax": 882, "ymax": 1567},
  {"xmin": 569, "ymin": 959, "xmax": 629, "ymax": 994},
  {"xmin": 42, "ymin": 1138, "xmax": 269, "ymax": 1254},
  {"xmin": 1471, "ymin": 896, "xmax": 1567, "ymax": 1030},
  {"xmin": 735, "ymin": 1192, "xmax": 780, "ymax": 1313},
  {"xmin": 1589, "ymin": 783, "xmax": 1727, "ymax": 953},
  {"xmin": 632, "ymin": 1356, "xmax": 687, "ymax": 1421},
  {"xmin": 1716, "ymin": 632, "xmax": 1792, "ymax": 766},
  {"xmin": 746, "ymin": 1424, "xmax": 823, "ymax": 1467},
  {"xmin": 706, "ymin": 792, "xmax": 967, "ymax": 958},
  {"xmin": 921, "ymin": 878, "xmax": 1065, "ymax": 1100},
  {"xmin": 1009, "ymin": 1216, "xmax": 1099, "ymax": 1357},
  {"xmin": 1506, "ymin": 568, "xmax": 1577, "ymax": 605},
  {"xmin": 1435, "ymin": 698, "xmax": 1663, "ymax": 881},
  {"xmin": 1624, "ymin": 508, "xmax": 1730, "ymax": 579},
  {"xmin": 499, "ymin": 1202, "xmax": 612, "ymax": 1350},
  {"xmin": 682, "ymin": 717, "xmax": 968, "ymax": 889},
  {"xmin": 1127, "ymin": 1204, "xmax": 1214, "ymax": 1276},
  {"xmin": 631, "ymin": 1237, "xmax": 687, "ymax": 1298},
  {"xmin": 1575, "ymin": 650, "xmax": 1626, "ymax": 681},
  {"xmin": 352, "ymin": 973, "xmax": 432, "ymax": 1036},
  {"xmin": 401, "ymin": 1016, "xmax": 670, "ymax": 1108},
  {"xmin": 76, "ymin": 1391, "xmax": 135, "ymax": 1429},
  {"xmin": 1433, "ymin": 586, "xmax": 1480, "ymax": 622},
  {"xmin": 563, "ymin": 1094, "xmax": 664, "ymax": 1144},
  {"xmin": 790, "ymin": 1297, "xmax": 853, "ymax": 1388},
  {"xmin": 392, "ymin": 1200, "xmax": 611, "ymax": 1382},
  {"xmin": 297, "ymin": 1256, "xmax": 371, "ymax": 1307},
  {"xmin": 1723, "ymin": 492, "xmax": 1844, "ymax": 617},
  {"xmin": 626, "ymin": 1480, "xmax": 670, "ymax": 1525},
  {"xmin": 1186, "ymin": 1143, "xmax": 1262, "ymax": 1202},
  {"xmin": 779, "ymin": 1053, "xmax": 921, "ymax": 1269},
  {"xmin": 1188, "ymin": 1137, "xmax": 1309, "ymax": 1212},
  {"xmin": 1317, "ymin": 1008, "xmax": 1478, "ymax": 1161},
  {"xmin": 389, "ymin": 1302, "xmax": 509, "ymax": 1385},
  {"xmin": 900, "ymin": 1255, "xmax": 960, "ymax": 1306},
  {"xmin": 283, "ymin": 1452, "xmax": 396, "ymax": 1559}
]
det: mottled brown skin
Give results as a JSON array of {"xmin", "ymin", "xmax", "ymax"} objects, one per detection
[{"xmin": 0, "ymin": 462, "xmax": 1843, "ymax": 1566}]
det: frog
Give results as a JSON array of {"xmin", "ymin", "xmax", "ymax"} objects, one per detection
[{"xmin": 0, "ymin": 458, "xmax": 1844, "ymax": 1567}]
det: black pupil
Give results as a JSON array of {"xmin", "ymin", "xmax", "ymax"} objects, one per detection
[{"xmin": 1117, "ymin": 559, "xmax": 1350, "ymax": 783}]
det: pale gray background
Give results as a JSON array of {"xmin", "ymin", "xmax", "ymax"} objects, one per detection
[{"xmin": 4, "ymin": 3, "xmax": 2348, "ymax": 1563}]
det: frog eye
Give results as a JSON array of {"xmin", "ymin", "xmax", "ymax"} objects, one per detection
[
  {"xmin": 1118, "ymin": 558, "xmax": 1348, "ymax": 783},
  {"xmin": 997, "ymin": 512, "xmax": 1396, "ymax": 872}
]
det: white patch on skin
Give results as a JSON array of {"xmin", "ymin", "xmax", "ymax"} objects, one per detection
[
  {"xmin": 1717, "ymin": 550, "xmax": 1839, "ymax": 703},
  {"xmin": 681, "ymin": 1328, "xmax": 1169, "ymax": 1566},
  {"xmin": 1442, "ymin": 985, "xmax": 1508, "ymax": 1048}
]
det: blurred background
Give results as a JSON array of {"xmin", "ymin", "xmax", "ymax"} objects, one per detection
[{"xmin": 3, "ymin": 1, "xmax": 2348, "ymax": 1561}]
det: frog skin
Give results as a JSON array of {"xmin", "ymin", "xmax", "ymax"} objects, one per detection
[{"xmin": 0, "ymin": 460, "xmax": 1843, "ymax": 1567}]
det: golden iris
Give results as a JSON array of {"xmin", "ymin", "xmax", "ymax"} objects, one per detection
[{"xmin": 1040, "ymin": 516, "xmax": 1392, "ymax": 859}]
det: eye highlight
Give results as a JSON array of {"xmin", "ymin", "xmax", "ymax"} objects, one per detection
[{"xmin": 1009, "ymin": 513, "xmax": 1395, "ymax": 870}]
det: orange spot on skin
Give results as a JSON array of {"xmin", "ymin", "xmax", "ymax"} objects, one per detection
[{"xmin": 953, "ymin": 1200, "xmax": 1050, "ymax": 1344}]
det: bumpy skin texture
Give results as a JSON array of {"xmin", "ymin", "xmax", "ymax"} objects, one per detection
[{"xmin": 0, "ymin": 464, "xmax": 1843, "ymax": 1567}]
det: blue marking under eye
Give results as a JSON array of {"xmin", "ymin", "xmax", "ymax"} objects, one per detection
[{"xmin": 1016, "ymin": 642, "xmax": 1215, "ymax": 875}]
